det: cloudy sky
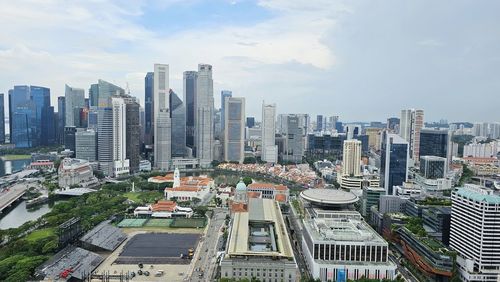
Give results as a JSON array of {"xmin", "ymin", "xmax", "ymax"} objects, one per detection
[{"xmin": 1, "ymin": 0, "xmax": 499, "ymax": 122}]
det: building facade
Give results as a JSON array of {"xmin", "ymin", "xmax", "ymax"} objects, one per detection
[
  {"xmin": 342, "ymin": 139, "xmax": 362, "ymax": 176},
  {"xmin": 170, "ymin": 90, "xmax": 186, "ymax": 158},
  {"xmin": 224, "ymin": 97, "xmax": 245, "ymax": 163},
  {"xmin": 183, "ymin": 71, "xmax": 197, "ymax": 154},
  {"xmin": 399, "ymin": 109, "xmax": 424, "ymax": 162},
  {"xmin": 112, "ymin": 97, "xmax": 129, "ymax": 177},
  {"xmin": 153, "ymin": 64, "xmax": 171, "ymax": 170},
  {"xmin": 195, "ymin": 64, "xmax": 214, "ymax": 166},
  {"xmin": 75, "ymin": 129, "xmax": 97, "ymax": 162},
  {"xmin": 144, "ymin": 72, "xmax": 154, "ymax": 147},
  {"xmin": 261, "ymin": 102, "xmax": 277, "ymax": 163},
  {"xmin": 419, "ymin": 129, "xmax": 448, "ymax": 159},
  {"xmin": 380, "ymin": 133, "xmax": 409, "ymax": 195},
  {"xmin": 220, "ymin": 90, "xmax": 232, "ymax": 132}
]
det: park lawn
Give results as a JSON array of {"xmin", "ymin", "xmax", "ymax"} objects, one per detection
[
  {"xmin": 123, "ymin": 192, "xmax": 141, "ymax": 202},
  {"xmin": 1, "ymin": 154, "xmax": 31, "ymax": 161},
  {"xmin": 26, "ymin": 228, "xmax": 55, "ymax": 242}
]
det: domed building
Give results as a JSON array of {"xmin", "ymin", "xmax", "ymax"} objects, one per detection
[{"xmin": 234, "ymin": 179, "xmax": 248, "ymax": 203}]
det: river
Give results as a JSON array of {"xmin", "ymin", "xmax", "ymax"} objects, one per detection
[{"xmin": 0, "ymin": 201, "xmax": 52, "ymax": 230}]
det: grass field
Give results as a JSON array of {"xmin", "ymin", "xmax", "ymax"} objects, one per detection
[
  {"xmin": 170, "ymin": 218, "xmax": 206, "ymax": 228},
  {"xmin": 144, "ymin": 218, "xmax": 173, "ymax": 227},
  {"xmin": 1, "ymin": 154, "xmax": 31, "ymax": 161},
  {"xmin": 123, "ymin": 192, "xmax": 141, "ymax": 202},
  {"xmin": 26, "ymin": 228, "xmax": 55, "ymax": 242}
]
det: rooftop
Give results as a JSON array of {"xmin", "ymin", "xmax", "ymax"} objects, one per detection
[
  {"xmin": 300, "ymin": 188, "xmax": 358, "ymax": 206},
  {"xmin": 454, "ymin": 185, "xmax": 500, "ymax": 204}
]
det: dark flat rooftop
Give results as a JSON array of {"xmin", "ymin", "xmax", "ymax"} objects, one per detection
[{"xmin": 115, "ymin": 233, "xmax": 200, "ymax": 264}]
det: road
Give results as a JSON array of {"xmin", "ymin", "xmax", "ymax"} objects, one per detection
[
  {"xmin": 188, "ymin": 208, "xmax": 228, "ymax": 281},
  {"xmin": 0, "ymin": 183, "xmax": 29, "ymax": 212},
  {"xmin": 389, "ymin": 247, "xmax": 419, "ymax": 282}
]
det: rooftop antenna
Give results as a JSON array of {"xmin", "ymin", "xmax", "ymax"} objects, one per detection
[{"xmin": 126, "ymin": 82, "xmax": 131, "ymax": 95}]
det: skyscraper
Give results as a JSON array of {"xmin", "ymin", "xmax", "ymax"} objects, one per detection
[
  {"xmin": 342, "ymin": 139, "xmax": 362, "ymax": 176},
  {"xmin": 183, "ymin": 71, "xmax": 197, "ymax": 153},
  {"xmin": 153, "ymin": 64, "xmax": 171, "ymax": 170},
  {"xmin": 125, "ymin": 97, "xmax": 140, "ymax": 173},
  {"xmin": 0, "ymin": 93, "xmax": 4, "ymax": 143},
  {"xmin": 380, "ymin": 133, "xmax": 409, "ymax": 195},
  {"xmin": 282, "ymin": 115, "xmax": 304, "ymax": 163},
  {"xmin": 220, "ymin": 90, "xmax": 232, "ymax": 132},
  {"xmin": 316, "ymin": 114, "xmax": 324, "ymax": 131},
  {"xmin": 261, "ymin": 102, "xmax": 277, "ymax": 163},
  {"xmin": 195, "ymin": 64, "xmax": 214, "ymax": 167},
  {"xmin": 98, "ymin": 107, "xmax": 113, "ymax": 176},
  {"xmin": 89, "ymin": 83, "xmax": 99, "ymax": 107},
  {"xmin": 419, "ymin": 129, "xmax": 448, "ymax": 159},
  {"xmin": 170, "ymin": 90, "xmax": 186, "ymax": 158},
  {"xmin": 97, "ymin": 79, "xmax": 125, "ymax": 108},
  {"xmin": 65, "ymin": 85, "xmax": 85, "ymax": 127},
  {"xmin": 57, "ymin": 96, "xmax": 66, "ymax": 144},
  {"xmin": 224, "ymin": 97, "xmax": 245, "ymax": 163},
  {"xmin": 9, "ymin": 85, "xmax": 36, "ymax": 148},
  {"xmin": 112, "ymin": 97, "xmax": 129, "ymax": 177},
  {"xmin": 246, "ymin": 117, "xmax": 255, "ymax": 128},
  {"xmin": 387, "ymin": 117, "xmax": 400, "ymax": 132},
  {"xmin": 144, "ymin": 72, "xmax": 154, "ymax": 146},
  {"xmin": 31, "ymin": 86, "xmax": 54, "ymax": 145},
  {"xmin": 451, "ymin": 185, "xmax": 500, "ymax": 281},
  {"xmin": 399, "ymin": 109, "xmax": 424, "ymax": 162}
]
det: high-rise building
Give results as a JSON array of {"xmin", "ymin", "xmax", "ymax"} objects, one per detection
[
  {"xmin": 342, "ymin": 139, "xmax": 362, "ymax": 176},
  {"xmin": 57, "ymin": 96, "xmax": 66, "ymax": 143},
  {"xmin": 144, "ymin": 72, "xmax": 154, "ymax": 146},
  {"xmin": 220, "ymin": 90, "xmax": 232, "ymax": 132},
  {"xmin": 97, "ymin": 79, "xmax": 125, "ymax": 108},
  {"xmin": 327, "ymin": 115, "xmax": 339, "ymax": 131},
  {"xmin": 224, "ymin": 97, "xmax": 245, "ymax": 163},
  {"xmin": 76, "ymin": 129, "xmax": 97, "ymax": 162},
  {"xmin": 387, "ymin": 117, "xmax": 400, "ymax": 132},
  {"xmin": 246, "ymin": 117, "xmax": 255, "ymax": 128},
  {"xmin": 195, "ymin": 64, "xmax": 214, "ymax": 167},
  {"xmin": 451, "ymin": 184, "xmax": 500, "ymax": 281},
  {"xmin": 153, "ymin": 64, "xmax": 171, "ymax": 170},
  {"xmin": 261, "ymin": 102, "xmax": 277, "ymax": 163},
  {"xmin": 30, "ymin": 86, "xmax": 54, "ymax": 146},
  {"xmin": 365, "ymin": 128, "xmax": 381, "ymax": 150},
  {"xmin": 282, "ymin": 115, "xmax": 303, "ymax": 163},
  {"xmin": 170, "ymin": 90, "xmax": 186, "ymax": 158},
  {"xmin": 0, "ymin": 93, "xmax": 4, "ymax": 143},
  {"xmin": 89, "ymin": 83, "xmax": 99, "ymax": 107},
  {"xmin": 65, "ymin": 85, "xmax": 85, "ymax": 127},
  {"xmin": 9, "ymin": 85, "xmax": 37, "ymax": 148},
  {"xmin": 419, "ymin": 156, "xmax": 447, "ymax": 179},
  {"xmin": 112, "ymin": 97, "xmax": 129, "ymax": 177},
  {"xmin": 419, "ymin": 129, "xmax": 448, "ymax": 159},
  {"xmin": 125, "ymin": 97, "xmax": 140, "ymax": 173},
  {"xmin": 64, "ymin": 126, "xmax": 77, "ymax": 154},
  {"xmin": 316, "ymin": 114, "xmax": 324, "ymax": 131},
  {"xmin": 399, "ymin": 109, "xmax": 424, "ymax": 162},
  {"xmin": 97, "ymin": 107, "xmax": 113, "ymax": 176},
  {"xmin": 183, "ymin": 71, "xmax": 197, "ymax": 153},
  {"xmin": 380, "ymin": 133, "xmax": 409, "ymax": 195}
]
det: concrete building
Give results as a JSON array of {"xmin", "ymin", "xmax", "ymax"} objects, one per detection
[
  {"xmin": 111, "ymin": 97, "xmax": 129, "ymax": 177},
  {"xmin": 134, "ymin": 200, "xmax": 193, "ymax": 218},
  {"xmin": 58, "ymin": 158, "xmax": 98, "ymax": 188},
  {"xmin": 380, "ymin": 133, "xmax": 409, "ymax": 195},
  {"xmin": 220, "ymin": 90, "xmax": 232, "ymax": 132},
  {"xmin": 261, "ymin": 102, "xmax": 278, "ymax": 163},
  {"xmin": 75, "ymin": 129, "xmax": 97, "ymax": 162},
  {"xmin": 144, "ymin": 72, "xmax": 154, "ymax": 147},
  {"xmin": 399, "ymin": 109, "xmax": 424, "ymax": 162},
  {"xmin": 247, "ymin": 183, "xmax": 289, "ymax": 203},
  {"xmin": 224, "ymin": 97, "xmax": 245, "ymax": 163},
  {"xmin": 220, "ymin": 198, "xmax": 298, "ymax": 282},
  {"xmin": 342, "ymin": 139, "xmax": 362, "ymax": 176},
  {"xmin": 153, "ymin": 64, "xmax": 171, "ymax": 170},
  {"xmin": 282, "ymin": 115, "xmax": 304, "ymax": 163},
  {"xmin": 451, "ymin": 184, "xmax": 500, "ymax": 281},
  {"xmin": 125, "ymin": 97, "xmax": 140, "ymax": 173},
  {"xmin": 365, "ymin": 128, "xmax": 381, "ymax": 150},
  {"xmin": 195, "ymin": 64, "xmax": 214, "ymax": 167},
  {"xmin": 302, "ymin": 210, "xmax": 397, "ymax": 281}
]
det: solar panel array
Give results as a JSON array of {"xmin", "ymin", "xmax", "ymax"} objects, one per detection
[{"xmin": 80, "ymin": 221, "xmax": 127, "ymax": 251}]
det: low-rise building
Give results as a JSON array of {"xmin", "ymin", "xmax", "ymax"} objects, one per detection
[
  {"xmin": 58, "ymin": 158, "xmax": 98, "ymax": 189},
  {"xmin": 133, "ymin": 200, "xmax": 193, "ymax": 218},
  {"xmin": 220, "ymin": 198, "xmax": 298, "ymax": 281},
  {"xmin": 28, "ymin": 160, "xmax": 55, "ymax": 171},
  {"xmin": 247, "ymin": 183, "xmax": 289, "ymax": 203}
]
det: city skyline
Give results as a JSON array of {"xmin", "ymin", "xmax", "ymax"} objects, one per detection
[{"xmin": 1, "ymin": 1, "xmax": 500, "ymax": 121}]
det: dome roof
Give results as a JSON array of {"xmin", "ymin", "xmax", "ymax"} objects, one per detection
[{"xmin": 235, "ymin": 180, "xmax": 247, "ymax": 191}]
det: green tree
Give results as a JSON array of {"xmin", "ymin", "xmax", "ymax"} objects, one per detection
[{"xmin": 242, "ymin": 176, "xmax": 252, "ymax": 186}]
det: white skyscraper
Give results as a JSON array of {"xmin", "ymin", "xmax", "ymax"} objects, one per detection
[
  {"xmin": 399, "ymin": 108, "xmax": 424, "ymax": 162},
  {"xmin": 224, "ymin": 97, "xmax": 245, "ymax": 163},
  {"xmin": 112, "ymin": 97, "xmax": 129, "ymax": 177},
  {"xmin": 261, "ymin": 102, "xmax": 277, "ymax": 163},
  {"xmin": 153, "ymin": 64, "xmax": 172, "ymax": 170},
  {"xmin": 342, "ymin": 139, "xmax": 362, "ymax": 176},
  {"xmin": 65, "ymin": 84, "xmax": 85, "ymax": 127},
  {"xmin": 195, "ymin": 64, "xmax": 214, "ymax": 167}
]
